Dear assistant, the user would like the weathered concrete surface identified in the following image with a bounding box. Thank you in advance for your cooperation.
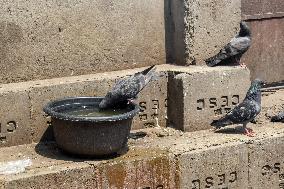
[167,66,251,132]
[0,144,177,189]
[0,0,165,84]
[1,121,284,188]
[0,65,168,145]
[241,19,284,83]
[178,144,248,189]
[248,133,284,189]
[170,0,241,65]
[0,87,31,147]
[242,0,284,20]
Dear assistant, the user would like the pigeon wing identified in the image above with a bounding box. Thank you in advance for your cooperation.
[228,36,251,56]
[205,36,251,66]
[211,99,260,128]
[112,74,144,99]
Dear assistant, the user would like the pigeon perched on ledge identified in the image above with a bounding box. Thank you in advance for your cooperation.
[211,79,263,137]
[99,65,158,109]
[205,21,251,67]
[271,111,284,122]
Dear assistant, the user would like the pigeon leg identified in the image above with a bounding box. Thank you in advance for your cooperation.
[234,56,247,68]
[243,124,255,137]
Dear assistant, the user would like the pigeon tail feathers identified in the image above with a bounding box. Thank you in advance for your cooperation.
[205,51,229,67]
[271,112,284,122]
[140,65,155,75]
[211,117,234,128]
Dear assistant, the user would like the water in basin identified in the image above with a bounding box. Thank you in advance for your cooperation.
[64,106,130,117]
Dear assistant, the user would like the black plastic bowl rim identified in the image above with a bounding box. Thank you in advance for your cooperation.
[43,96,140,122]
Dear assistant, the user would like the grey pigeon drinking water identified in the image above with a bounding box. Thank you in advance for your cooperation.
[99,65,157,109]
[271,110,284,122]
[205,21,251,67]
[211,79,263,137]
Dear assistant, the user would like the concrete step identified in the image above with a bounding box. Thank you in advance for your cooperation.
[0,65,168,147]
[0,121,283,189]
[0,64,249,148]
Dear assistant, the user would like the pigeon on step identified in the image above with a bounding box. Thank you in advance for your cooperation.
[271,110,284,122]
[205,21,251,67]
[211,79,263,137]
[99,65,158,109]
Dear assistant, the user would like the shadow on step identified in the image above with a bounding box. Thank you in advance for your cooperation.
[34,142,129,162]
[214,126,245,135]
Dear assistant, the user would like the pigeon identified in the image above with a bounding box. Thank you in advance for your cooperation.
[99,65,158,109]
[205,21,251,67]
[211,79,263,137]
[271,110,284,122]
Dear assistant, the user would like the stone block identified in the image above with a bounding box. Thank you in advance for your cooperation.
[0,0,165,84]
[133,72,168,130]
[177,144,249,189]
[248,133,284,189]
[167,66,250,132]
[0,143,178,188]
[0,85,32,147]
[170,0,241,65]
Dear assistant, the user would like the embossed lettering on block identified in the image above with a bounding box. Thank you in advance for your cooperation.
[137,98,167,128]
[168,67,250,132]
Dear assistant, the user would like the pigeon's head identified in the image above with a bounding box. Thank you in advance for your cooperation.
[245,79,264,100]
[99,92,114,109]
[239,21,251,37]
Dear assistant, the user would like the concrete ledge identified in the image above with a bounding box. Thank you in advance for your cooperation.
[0,65,253,147]
[1,122,284,188]
[0,65,169,146]
[0,144,177,189]
[167,66,250,132]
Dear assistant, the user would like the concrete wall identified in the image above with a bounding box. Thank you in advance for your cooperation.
[0,0,165,84]
[241,0,284,83]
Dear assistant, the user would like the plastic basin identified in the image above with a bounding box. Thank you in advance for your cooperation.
[43,97,139,157]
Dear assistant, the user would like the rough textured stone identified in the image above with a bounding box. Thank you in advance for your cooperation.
[178,144,249,189]
[0,0,165,84]
[133,72,168,130]
[170,0,241,65]
[0,86,31,147]
[1,120,284,188]
[241,19,284,83]
[0,144,177,189]
[167,66,250,132]
[248,133,284,189]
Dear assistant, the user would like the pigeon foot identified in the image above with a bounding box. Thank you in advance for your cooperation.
[240,63,247,68]
[244,128,255,137]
